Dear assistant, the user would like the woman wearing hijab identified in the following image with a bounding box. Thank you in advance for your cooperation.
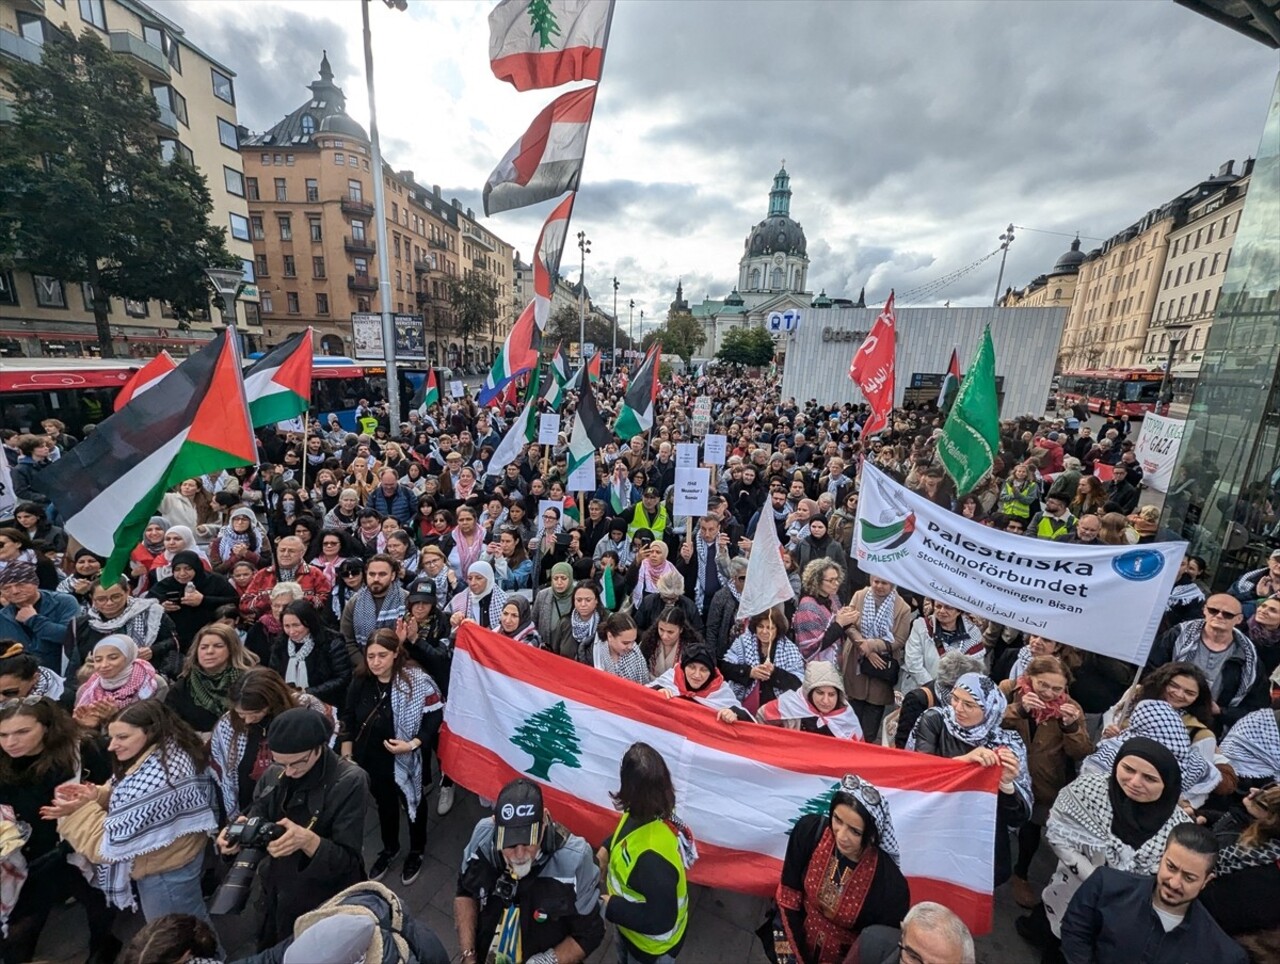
[1081,699,1222,807]
[532,561,575,643]
[268,599,352,709]
[73,634,167,730]
[447,560,508,634]
[207,507,265,574]
[907,672,1031,885]
[1024,737,1191,946]
[1219,707,1280,803]
[496,596,541,647]
[768,773,910,964]
[632,539,677,609]
[148,550,238,653]
[758,662,864,740]
[165,623,257,734]
[128,516,169,585]
[144,526,209,591]
[792,515,849,578]
[649,646,749,723]
[67,576,181,680]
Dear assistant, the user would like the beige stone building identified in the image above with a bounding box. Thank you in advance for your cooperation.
[1141,159,1251,378]
[242,54,515,367]
[999,237,1085,311]
[0,0,257,358]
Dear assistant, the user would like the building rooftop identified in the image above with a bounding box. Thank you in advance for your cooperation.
[1174,0,1280,47]
[244,52,368,148]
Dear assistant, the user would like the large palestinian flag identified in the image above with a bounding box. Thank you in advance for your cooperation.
[567,375,612,474]
[36,330,257,582]
[614,342,659,440]
[244,329,313,427]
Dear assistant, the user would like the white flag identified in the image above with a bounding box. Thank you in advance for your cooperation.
[738,508,794,620]
[486,400,536,478]
[0,455,15,520]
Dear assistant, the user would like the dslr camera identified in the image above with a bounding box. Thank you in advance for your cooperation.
[210,816,286,915]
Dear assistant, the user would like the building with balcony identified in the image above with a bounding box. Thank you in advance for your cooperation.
[241,53,516,366]
[0,0,258,358]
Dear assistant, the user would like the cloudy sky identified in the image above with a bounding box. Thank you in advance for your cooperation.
[168,0,1277,335]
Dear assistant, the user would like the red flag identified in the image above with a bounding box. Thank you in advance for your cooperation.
[849,291,896,437]
[114,351,177,411]
[483,87,596,216]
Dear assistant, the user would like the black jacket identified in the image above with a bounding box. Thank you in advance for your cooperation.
[1143,624,1270,731]
[148,572,238,651]
[266,629,353,707]
[1060,866,1246,964]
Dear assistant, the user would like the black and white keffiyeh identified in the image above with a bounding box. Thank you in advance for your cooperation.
[593,639,652,684]
[86,596,166,650]
[860,589,897,643]
[388,667,443,821]
[722,631,805,701]
[1083,699,1221,798]
[1169,619,1258,710]
[570,610,599,647]
[838,774,900,864]
[350,583,408,651]
[1046,770,1188,876]
[1220,708,1280,781]
[30,666,64,702]
[1216,836,1280,876]
[97,743,219,909]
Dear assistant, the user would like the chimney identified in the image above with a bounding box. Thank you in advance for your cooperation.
[467,208,474,220]
[1243,157,1255,177]
[433,184,441,197]
[401,170,414,183]
[451,199,460,209]
[1218,160,1235,177]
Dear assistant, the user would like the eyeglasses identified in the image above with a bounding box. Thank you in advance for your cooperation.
[272,749,318,774]
[0,694,42,710]
[839,773,881,806]
[1205,605,1242,619]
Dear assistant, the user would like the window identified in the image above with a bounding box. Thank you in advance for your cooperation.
[246,177,259,201]
[150,85,187,126]
[254,254,268,277]
[217,118,239,150]
[0,271,18,306]
[357,297,370,312]
[158,138,193,166]
[261,292,274,313]
[334,153,345,166]
[249,215,264,240]
[351,220,366,241]
[395,270,402,291]
[286,292,300,314]
[1206,224,1215,243]
[221,167,245,197]
[316,293,330,315]
[274,178,287,201]
[391,202,398,221]
[347,179,363,201]
[354,258,369,277]
[211,68,235,105]
[308,218,322,242]
[16,12,46,44]
[79,283,108,313]
[78,0,105,29]
[305,178,319,202]
[393,235,401,260]
[282,256,296,278]
[124,299,148,319]
[33,275,67,308]
[347,154,358,167]
[313,256,326,279]
[229,213,251,242]
[274,154,283,165]
[300,115,316,136]
[243,302,260,325]
[1189,293,1199,313]
[285,154,295,167]
[278,216,292,241]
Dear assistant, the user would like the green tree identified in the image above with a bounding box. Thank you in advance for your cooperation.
[0,30,239,359]
[788,780,841,833]
[547,302,632,359]
[448,272,499,366]
[641,312,706,363]
[509,700,582,780]
[716,326,776,367]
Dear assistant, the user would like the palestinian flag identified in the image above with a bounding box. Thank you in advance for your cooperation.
[567,376,612,474]
[614,342,659,440]
[412,369,441,415]
[244,329,313,427]
[938,348,961,413]
[479,302,539,405]
[601,565,617,610]
[485,399,537,477]
[563,350,601,393]
[36,330,256,582]
[523,364,542,406]
[114,351,176,411]
[543,343,568,410]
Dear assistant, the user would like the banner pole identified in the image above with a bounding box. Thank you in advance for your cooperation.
[300,415,310,493]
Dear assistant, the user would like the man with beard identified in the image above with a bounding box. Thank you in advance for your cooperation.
[339,554,409,663]
[455,780,603,964]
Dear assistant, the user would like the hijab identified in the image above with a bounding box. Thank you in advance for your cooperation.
[216,507,260,560]
[500,595,539,645]
[76,634,161,707]
[142,516,169,556]
[1107,737,1182,849]
[1084,699,1220,798]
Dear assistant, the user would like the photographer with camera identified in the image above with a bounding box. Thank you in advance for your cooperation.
[215,706,368,950]
[455,779,604,964]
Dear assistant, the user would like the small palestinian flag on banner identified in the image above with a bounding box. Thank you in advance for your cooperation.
[244,329,313,428]
[36,330,256,583]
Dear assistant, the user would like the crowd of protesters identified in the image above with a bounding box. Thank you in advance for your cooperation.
[0,365,1274,964]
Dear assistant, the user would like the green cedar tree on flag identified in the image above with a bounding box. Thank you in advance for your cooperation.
[567,375,613,474]
[35,330,256,583]
[937,326,1001,496]
[485,399,538,477]
[243,329,313,427]
[614,342,659,440]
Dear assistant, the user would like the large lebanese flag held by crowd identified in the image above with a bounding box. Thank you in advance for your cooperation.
[440,624,1000,934]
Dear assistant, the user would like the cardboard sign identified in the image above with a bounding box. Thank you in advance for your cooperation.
[703,435,726,464]
[674,467,710,516]
[449,380,465,398]
[676,443,699,470]
[568,458,597,493]
[537,413,562,446]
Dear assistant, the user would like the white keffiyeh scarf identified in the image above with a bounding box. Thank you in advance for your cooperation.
[387,668,443,821]
[1083,700,1221,798]
[285,634,315,690]
[1220,708,1280,781]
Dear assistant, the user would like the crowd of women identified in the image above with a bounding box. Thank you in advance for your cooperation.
[1,365,1278,963]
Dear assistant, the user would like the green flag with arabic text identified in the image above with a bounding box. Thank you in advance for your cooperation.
[937,327,1000,495]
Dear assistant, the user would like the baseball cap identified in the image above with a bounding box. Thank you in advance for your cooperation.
[494,779,543,849]
[643,486,660,498]
[1269,549,1280,560]
[406,582,437,606]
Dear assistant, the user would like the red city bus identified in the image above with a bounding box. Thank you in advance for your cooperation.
[1055,368,1165,418]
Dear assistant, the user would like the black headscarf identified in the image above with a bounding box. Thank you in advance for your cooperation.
[1108,736,1182,849]
[170,549,210,588]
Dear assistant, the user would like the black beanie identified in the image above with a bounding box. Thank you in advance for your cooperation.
[267,707,331,753]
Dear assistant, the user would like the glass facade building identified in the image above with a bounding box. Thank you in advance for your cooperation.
[1163,74,1280,589]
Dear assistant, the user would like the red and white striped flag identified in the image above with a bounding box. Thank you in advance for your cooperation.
[440,623,999,933]
[483,87,596,216]
[489,0,614,92]
[534,193,575,331]
[850,291,897,437]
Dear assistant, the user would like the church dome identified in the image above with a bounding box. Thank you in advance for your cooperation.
[1051,237,1085,275]
[319,113,368,140]
[746,216,807,257]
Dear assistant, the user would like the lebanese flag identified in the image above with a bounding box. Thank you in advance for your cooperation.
[113,351,176,411]
[441,623,998,934]
[483,87,596,216]
[489,0,614,92]
[244,329,313,427]
[849,291,896,437]
[534,194,575,330]
[36,330,256,583]
[478,302,541,405]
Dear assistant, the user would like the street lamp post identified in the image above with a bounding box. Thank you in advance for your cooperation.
[205,266,245,353]
[576,231,591,364]
[992,224,1015,307]
[628,299,634,365]
[1158,323,1191,415]
[611,277,619,375]
[362,0,407,429]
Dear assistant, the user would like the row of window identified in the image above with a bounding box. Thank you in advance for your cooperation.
[254,254,328,280]
[1170,211,1241,257]
[242,177,364,203]
[1163,250,1230,291]
[260,292,328,316]
[1156,289,1220,323]
[0,270,183,318]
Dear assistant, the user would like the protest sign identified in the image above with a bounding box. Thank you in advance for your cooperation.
[448,380,465,398]
[676,442,699,470]
[537,413,561,446]
[855,464,1185,666]
[1132,414,1188,493]
[276,417,305,433]
[567,458,596,493]
[703,434,727,466]
[674,467,710,516]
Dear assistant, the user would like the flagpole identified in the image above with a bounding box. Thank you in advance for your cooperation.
[300,414,309,494]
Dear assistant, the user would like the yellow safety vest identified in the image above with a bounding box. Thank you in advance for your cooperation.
[358,415,380,436]
[1001,480,1034,519]
[627,503,669,540]
[607,817,688,957]
[1035,514,1071,540]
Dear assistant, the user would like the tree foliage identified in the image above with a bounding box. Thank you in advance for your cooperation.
[641,311,706,363]
[0,30,238,358]
[448,272,500,356]
[716,325,776,366]
[546,301,633,357]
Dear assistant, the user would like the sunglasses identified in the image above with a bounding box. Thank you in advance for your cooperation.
[839,773,881,806]
[1205,605,1242,619]
[0,694,42,709]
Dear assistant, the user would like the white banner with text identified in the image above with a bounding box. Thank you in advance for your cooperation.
[1132,413,1189,494]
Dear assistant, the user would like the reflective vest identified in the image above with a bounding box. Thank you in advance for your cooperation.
[607,817,688,956]
[1001,480,1034,519]
[627,502,669,540]
[1035,513,1072,540]
[358,415,380,436]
